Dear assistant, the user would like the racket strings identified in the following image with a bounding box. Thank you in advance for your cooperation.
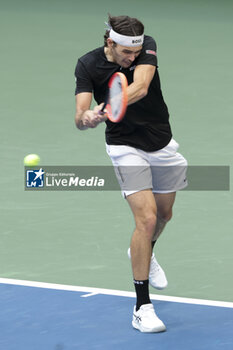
[109,77,123,121]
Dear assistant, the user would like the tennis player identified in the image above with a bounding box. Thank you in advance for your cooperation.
[74,15,187,333]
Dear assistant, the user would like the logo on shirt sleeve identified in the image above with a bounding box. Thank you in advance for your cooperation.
[146,50,157,56]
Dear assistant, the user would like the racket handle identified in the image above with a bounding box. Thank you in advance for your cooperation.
[100,90,109,113]
[99,101,108,117]
[101,102,107,112]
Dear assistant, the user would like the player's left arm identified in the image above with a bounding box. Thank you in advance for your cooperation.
[127,64,156,105]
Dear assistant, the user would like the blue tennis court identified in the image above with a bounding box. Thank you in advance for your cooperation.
[1,279,233,350]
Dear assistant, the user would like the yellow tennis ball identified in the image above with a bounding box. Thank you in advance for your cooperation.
[24,154,40,166]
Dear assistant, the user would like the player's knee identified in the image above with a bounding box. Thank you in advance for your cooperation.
[136,213,157,240]
[159,209,173,222]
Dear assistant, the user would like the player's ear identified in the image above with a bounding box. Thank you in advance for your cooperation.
[107,38,114,48]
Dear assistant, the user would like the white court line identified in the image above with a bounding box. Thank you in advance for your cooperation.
[0,277,233,309]
[81,292,99,298]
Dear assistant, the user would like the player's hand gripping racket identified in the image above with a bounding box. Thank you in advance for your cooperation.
[100,72,128,123]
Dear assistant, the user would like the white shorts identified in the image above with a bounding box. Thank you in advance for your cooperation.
[106,139,188,197]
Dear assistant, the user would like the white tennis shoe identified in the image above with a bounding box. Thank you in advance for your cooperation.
[127,248,168,290]
[132,303,166,333]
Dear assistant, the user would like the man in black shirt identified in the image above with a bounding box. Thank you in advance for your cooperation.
[75,15,187,333]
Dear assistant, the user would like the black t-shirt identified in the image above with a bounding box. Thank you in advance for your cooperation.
[75,35,172,152]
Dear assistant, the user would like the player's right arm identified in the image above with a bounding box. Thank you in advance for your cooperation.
[75,92,106,130]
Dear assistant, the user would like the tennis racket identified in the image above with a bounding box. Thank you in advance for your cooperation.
[101,72,128,123]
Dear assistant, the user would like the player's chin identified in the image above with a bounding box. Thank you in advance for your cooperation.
[122,61,132,68]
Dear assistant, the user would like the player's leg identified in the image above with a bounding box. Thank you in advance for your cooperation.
[147,138,188,289]
[127,192,175,290]
[126,189,166,333]
[127,189,157,281]
[146,192,176,290]
[152,192,176,243]
[105,143,166,332]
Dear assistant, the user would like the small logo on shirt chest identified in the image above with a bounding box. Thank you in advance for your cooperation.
[129,65,136,71]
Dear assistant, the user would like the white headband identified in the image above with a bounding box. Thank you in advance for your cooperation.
[109,28,144,47]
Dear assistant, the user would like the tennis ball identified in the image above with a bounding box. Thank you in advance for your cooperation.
[24,154,40,166]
